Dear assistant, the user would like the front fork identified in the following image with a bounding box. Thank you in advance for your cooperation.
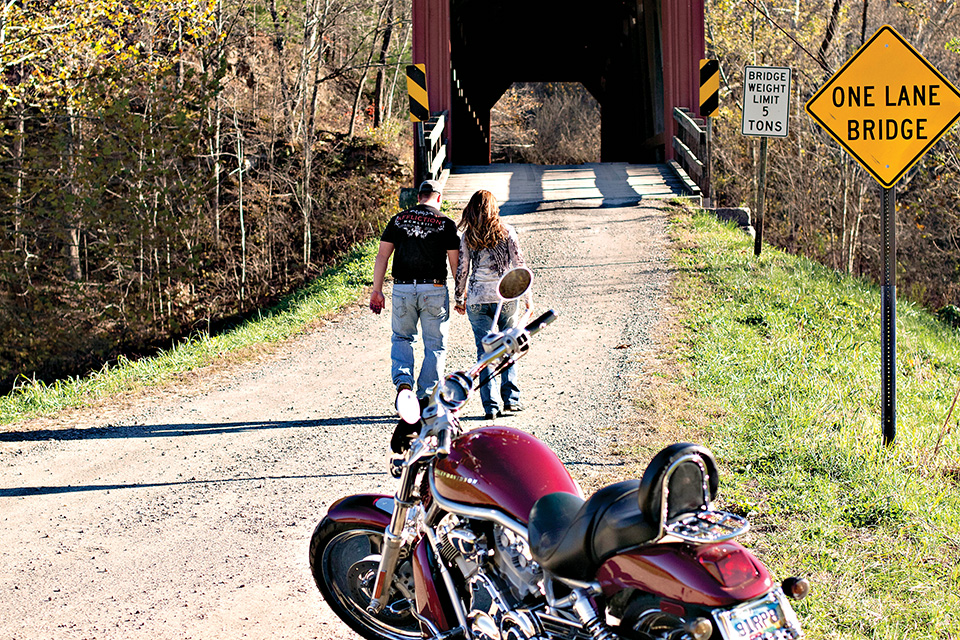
[367,461,418,614]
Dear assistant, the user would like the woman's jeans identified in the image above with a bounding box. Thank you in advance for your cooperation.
[391,284,450,398]
[467,300,521,415]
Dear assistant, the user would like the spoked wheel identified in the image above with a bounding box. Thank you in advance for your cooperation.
[309,518,421,640]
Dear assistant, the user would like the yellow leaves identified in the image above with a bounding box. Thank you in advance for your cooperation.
[2,0,218,110]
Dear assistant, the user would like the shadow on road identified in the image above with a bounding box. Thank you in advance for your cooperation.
[0,469,385,498]
[0,415,397,443]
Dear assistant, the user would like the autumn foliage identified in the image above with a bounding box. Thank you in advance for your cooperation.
[705,0,960,317]
[0,0,412,390]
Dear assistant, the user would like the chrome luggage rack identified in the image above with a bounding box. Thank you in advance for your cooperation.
[664,509,749,544]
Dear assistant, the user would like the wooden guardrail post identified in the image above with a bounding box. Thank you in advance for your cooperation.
[672,107,707,197]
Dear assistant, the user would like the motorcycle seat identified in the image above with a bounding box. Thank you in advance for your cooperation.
[528,480,656,581]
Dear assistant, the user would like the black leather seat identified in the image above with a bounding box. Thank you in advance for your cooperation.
[527,443,719,581]
[528,480,655,581]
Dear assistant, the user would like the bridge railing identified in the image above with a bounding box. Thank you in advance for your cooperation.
[415,111,448,184]
[671,107,708,198]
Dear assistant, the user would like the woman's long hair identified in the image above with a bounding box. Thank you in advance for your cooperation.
[459,190,508,251]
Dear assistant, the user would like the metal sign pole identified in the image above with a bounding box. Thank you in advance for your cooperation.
[880,185,896,445]
[754,137,767,256]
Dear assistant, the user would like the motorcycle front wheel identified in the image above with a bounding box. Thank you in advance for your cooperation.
[309,518,421,640]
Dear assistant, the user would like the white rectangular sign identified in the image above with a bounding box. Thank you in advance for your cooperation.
[742,65,792,137]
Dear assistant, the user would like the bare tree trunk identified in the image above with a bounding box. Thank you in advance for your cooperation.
[64,103,83,282]
[349,1,391,138]
[209,0,224,245]
[385,24,409,121]
[299,0,320,266]
[860,0,869,46]
[841,158,851,272]
[373,0,395,127]
[818,0,843,67]
[235,111,247,303]
[268,0,293,124]
[13,77,25,267]
[849,180,867,274]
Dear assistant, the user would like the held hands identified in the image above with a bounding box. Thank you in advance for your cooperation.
[370,290,385,314]
[454,303,466,315]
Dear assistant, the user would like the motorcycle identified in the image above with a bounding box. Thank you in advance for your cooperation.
[309,267,809,640]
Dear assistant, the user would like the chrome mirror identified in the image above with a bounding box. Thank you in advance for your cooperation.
[491,267,533,331]
[497,266,533,301]
[396,388,420,425]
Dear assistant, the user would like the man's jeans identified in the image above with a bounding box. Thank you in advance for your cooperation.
[467,300,521,415]
[391,284,450,398]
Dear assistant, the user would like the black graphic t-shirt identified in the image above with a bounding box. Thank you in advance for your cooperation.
[381,204,460,281]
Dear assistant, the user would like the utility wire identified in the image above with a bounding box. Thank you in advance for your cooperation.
[741,0,834,76]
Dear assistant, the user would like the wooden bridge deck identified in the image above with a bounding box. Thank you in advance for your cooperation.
[441,163,694,209]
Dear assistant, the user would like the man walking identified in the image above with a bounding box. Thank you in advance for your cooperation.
[370,180,460,411]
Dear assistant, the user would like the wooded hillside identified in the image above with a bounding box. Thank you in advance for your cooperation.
[706,0,960,320]
[2,0,958,393]
[0,0,413,391]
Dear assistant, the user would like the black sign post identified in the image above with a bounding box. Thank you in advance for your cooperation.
[880,186,896,445]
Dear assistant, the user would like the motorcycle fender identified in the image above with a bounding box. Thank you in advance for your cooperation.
[323,494,395,529]
[596,542,772,608]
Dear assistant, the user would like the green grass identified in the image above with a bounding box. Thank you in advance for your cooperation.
[670,210,960,639]
[0,239,381,426]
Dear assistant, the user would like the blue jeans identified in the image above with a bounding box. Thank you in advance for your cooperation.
[467,300,521,415]
[391,284,450,398]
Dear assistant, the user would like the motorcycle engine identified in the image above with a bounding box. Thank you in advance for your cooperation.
[437,517,546,640]
[491,525,541,601]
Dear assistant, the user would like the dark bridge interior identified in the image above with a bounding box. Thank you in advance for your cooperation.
[449,0,665,165]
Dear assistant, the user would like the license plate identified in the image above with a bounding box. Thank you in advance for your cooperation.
[715,591,802,640]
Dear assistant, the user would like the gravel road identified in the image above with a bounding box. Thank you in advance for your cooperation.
[0,199,674,640]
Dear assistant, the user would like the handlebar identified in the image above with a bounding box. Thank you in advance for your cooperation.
[525,310,557,335]
[403,308,559,467]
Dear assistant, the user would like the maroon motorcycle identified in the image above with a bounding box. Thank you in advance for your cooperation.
[310,268,808,640]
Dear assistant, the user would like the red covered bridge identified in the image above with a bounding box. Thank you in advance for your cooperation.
[411,0,706,166]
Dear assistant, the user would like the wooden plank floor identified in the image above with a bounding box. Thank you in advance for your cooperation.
[441,163,692,208]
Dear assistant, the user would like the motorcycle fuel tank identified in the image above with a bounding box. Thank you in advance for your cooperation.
[433,427,581,523]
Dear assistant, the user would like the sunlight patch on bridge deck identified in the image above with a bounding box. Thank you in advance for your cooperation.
[442,163,690,208]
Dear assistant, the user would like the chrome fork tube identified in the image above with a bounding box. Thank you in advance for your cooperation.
[367,498,412,613]
[367,463,418,614]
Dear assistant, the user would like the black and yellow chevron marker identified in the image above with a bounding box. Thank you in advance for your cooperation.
[406,64,429,122]
[700,59,720,118]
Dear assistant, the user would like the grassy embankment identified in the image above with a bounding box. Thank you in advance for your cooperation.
[0,240,381,426]
[669,209,960,639]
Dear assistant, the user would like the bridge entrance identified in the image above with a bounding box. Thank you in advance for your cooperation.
[413,0,704,167]
[491,83,600,164]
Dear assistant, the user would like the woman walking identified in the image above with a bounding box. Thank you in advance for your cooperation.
[454,190,532,420]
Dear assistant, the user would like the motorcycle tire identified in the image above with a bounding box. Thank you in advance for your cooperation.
[309,517,422,640]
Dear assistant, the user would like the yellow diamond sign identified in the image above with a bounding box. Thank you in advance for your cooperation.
[806,25,960,188]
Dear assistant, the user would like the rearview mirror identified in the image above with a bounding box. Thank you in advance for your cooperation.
[498,267,533,301]
[396,388,420,425]
[490,267,533,331]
